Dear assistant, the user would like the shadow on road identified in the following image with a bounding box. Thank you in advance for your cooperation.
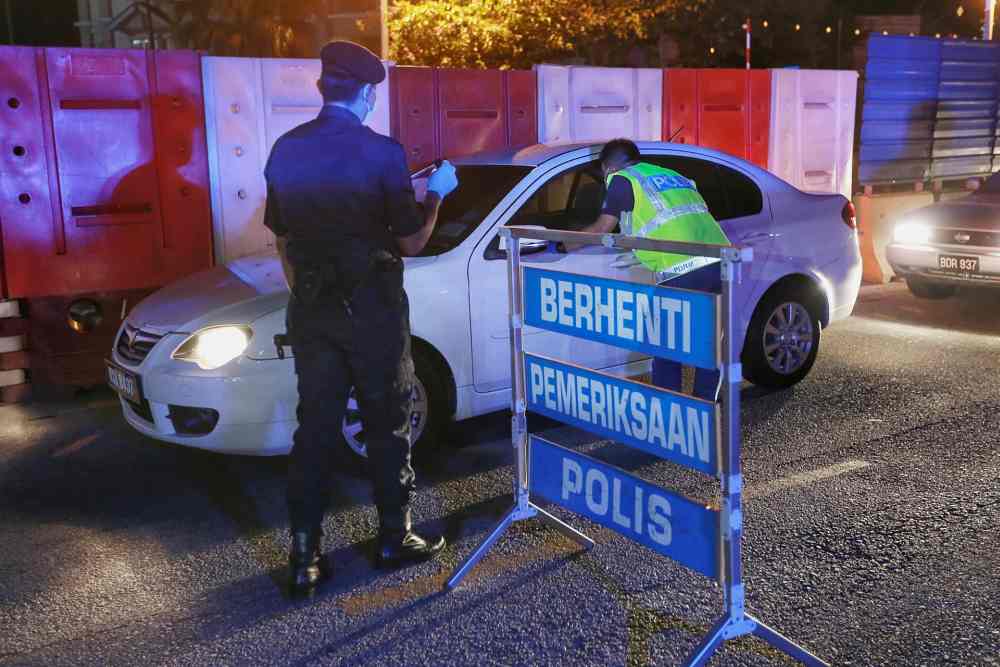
[853,283,1000,336]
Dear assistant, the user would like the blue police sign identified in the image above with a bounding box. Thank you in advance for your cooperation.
[522,267,719,369]
[529,436,719,579]
[525,353,719,476]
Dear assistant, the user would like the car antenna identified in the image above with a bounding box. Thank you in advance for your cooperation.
[668,125,685,142]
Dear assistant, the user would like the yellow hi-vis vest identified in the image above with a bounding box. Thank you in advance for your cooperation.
[609,163,731,276]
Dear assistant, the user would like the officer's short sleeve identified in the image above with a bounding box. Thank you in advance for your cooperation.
[262,150,288,237]
[600,175,635,218]
[382,142,424,238]
[263,183,288,237]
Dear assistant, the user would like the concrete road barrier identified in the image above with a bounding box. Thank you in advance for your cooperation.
[856,192,935,284]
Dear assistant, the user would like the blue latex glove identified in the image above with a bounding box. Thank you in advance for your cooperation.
[427,160,458,198]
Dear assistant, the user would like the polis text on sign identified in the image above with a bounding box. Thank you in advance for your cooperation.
[529,436,719,578]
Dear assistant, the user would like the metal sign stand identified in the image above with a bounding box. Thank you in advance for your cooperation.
[446,227,829,667]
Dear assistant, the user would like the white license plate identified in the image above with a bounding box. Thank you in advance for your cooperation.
[106,361,141,403]
[938,254,979,274]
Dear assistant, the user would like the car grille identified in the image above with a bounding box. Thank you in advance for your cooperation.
[930,228,1000,248]
[116,324,164,365]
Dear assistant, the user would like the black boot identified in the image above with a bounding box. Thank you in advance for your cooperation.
[288,528,330,599]
[376,509,445,569]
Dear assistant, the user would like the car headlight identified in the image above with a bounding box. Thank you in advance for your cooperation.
[172,325,252,370]
[893,221,932,245]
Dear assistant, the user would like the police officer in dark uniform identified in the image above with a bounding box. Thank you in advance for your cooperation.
[263,41,459,598]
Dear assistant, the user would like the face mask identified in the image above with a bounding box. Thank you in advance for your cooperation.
[365,86,375,114]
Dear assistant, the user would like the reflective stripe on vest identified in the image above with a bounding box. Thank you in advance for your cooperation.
[608,163,731,275]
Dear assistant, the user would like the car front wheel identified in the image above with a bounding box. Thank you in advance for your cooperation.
[341,348,446,460]
[742,286,822,389]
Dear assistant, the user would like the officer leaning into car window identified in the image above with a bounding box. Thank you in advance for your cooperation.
[263,41,459,598]
[578,138,731,400]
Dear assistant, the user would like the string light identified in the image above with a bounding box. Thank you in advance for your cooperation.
[909,32,915,37]
[794,23,801,31]
[882,30,889,35]
[762,19,769,28]
[854,28,861,36]
[709,47,715,54]
[825,26,832,34]
[935,33,942,38]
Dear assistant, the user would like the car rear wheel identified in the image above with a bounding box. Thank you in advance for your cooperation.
[742,285,822,389]
[906,278,956,300]
[341,348,447,460]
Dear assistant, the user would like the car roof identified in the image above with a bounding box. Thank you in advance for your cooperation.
[450,142,786,187]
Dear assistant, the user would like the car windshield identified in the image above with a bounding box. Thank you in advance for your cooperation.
[413,165,532,256]
[979,171,1000,194]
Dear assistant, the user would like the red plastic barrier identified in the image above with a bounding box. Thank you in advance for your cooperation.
[748,70,771,169]
[0,47,212,299]
[390,66,437,172]
[151,51,214,280]
[0,47,64,299]
[697,70,749,159]
[390,67,538,170]
[506,70,537,149]
[662,69,771,169]
[664,69,698,146]
[438,69,506,159]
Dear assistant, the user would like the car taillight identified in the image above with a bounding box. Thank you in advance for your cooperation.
[841,201,857,229]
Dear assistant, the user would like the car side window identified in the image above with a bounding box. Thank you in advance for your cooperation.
[718,164,764,219]
[641,155,765,221]
[507,163,605,231]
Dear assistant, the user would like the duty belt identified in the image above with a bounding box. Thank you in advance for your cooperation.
[292,248,402,315]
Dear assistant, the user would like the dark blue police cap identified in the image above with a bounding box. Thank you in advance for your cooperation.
[320,41,385,85]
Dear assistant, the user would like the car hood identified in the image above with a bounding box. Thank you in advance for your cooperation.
[915,194,1000,230]
[128,252,439,334]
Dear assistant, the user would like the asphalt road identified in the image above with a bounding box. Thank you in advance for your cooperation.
[1,282,998,666]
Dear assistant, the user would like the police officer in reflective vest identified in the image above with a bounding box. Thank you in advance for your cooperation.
[582,139,731,400]
[263,41,459,598]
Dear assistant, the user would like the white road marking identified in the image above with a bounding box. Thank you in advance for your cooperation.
[747,460,872,500]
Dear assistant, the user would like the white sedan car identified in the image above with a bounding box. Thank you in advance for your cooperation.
[107,142,862,457]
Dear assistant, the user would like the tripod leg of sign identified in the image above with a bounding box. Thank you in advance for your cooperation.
[533,504,596,549]
[446,506,519,590]
[682,616,729,667]
[750,617,831,665]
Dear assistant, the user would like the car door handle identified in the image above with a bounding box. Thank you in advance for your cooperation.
[737,232,778,243]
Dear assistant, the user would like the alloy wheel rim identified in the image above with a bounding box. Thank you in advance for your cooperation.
[762,301,814,375]
[342,377,429,458]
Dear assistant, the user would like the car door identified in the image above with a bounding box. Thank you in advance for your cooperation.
[467,158,653,393]
[641,153,774,312]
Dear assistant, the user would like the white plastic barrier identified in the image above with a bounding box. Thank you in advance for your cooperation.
[0,336,25,354]
[203,57,391,264]
[768,70,858,201]
[0,300,20,319]
[536,65,662,144]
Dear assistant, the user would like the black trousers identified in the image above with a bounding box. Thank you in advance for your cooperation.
[286,281,415,534]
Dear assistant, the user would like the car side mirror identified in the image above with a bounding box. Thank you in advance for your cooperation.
[484,230,548,260]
